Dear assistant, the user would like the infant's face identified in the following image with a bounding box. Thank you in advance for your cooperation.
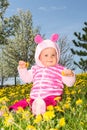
[39,47,57,67]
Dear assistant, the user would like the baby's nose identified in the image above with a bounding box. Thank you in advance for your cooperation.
[49,56,53,59]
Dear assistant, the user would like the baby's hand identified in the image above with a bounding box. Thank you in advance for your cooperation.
[18,60,29,69]
[62,69,74,77]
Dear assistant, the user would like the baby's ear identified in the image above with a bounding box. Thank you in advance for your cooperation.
[34,34,43,44]
[51,34,59,42]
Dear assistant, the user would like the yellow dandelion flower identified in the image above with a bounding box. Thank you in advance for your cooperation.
[59,117,65,127]
[61,70,65,76]
[21,89,25,94]
[71,90,76,95]
[3,113,14,127]
[55,106,64,113]
[43,111,55,121]
[78,89,81,93]
[26,125,36,130]
[34,114,42,124]
[1,105,8,111]
[14,100,19,104]
[54,96,61,101]
[9,92,15,97]
[65,89,70,95]
[0,97,9,104]
[22,110,30,120]
[63,103,70,109]
[26,62,30,68]
[80,121,84,125]
[47,105,54,111]
[26,98,30,103]
[16,107,24,114]
[66,97,71,103]
[76,99,83,105]
[75,79,83,86]
[3,112,9,117]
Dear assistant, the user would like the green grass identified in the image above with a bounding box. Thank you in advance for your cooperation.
[0,73,87,130]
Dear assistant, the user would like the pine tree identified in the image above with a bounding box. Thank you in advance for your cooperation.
[71,22,87,72]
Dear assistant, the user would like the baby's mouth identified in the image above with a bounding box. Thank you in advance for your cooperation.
[48,61,53,63]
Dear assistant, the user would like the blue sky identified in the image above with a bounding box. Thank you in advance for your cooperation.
[5,0,87,73]
[6,0,87,40]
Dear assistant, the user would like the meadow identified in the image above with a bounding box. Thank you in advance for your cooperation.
[0,73,87,130]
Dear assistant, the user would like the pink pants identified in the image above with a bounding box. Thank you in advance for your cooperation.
[9,96,62,111]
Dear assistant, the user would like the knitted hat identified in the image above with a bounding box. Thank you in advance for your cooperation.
[34,34,60,67]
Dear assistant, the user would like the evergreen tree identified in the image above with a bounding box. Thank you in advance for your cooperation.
[71,22,87,72]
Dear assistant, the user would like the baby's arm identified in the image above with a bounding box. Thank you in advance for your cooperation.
[18,61,33,83]
[62,69,76,87]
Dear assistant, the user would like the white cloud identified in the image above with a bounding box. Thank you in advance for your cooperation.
[38,6,47,11]
[38,6,66,11]
[51,6,66,10]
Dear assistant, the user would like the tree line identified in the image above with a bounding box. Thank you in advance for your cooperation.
[0,0,87,87]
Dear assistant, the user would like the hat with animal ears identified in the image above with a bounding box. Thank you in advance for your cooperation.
[34,33,60,67]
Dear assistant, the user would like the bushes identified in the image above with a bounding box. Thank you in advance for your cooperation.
[0,73,87,130]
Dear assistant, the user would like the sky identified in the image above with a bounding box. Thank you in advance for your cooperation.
[5,0,87,73]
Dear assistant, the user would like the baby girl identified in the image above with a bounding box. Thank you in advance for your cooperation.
[9,34,75,115]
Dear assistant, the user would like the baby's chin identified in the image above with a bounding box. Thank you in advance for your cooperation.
[44,63,56,67]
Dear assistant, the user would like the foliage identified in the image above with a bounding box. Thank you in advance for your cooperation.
[71,22,87,72]
[0,0,39,86]
[0,0,9,18]
[0,0,14,86]
[0,73,87,130]
[0,0,10,45]
[3,10,38,74]
[11,10,38,65]
[0,9,39,86]
[59,37,75,70]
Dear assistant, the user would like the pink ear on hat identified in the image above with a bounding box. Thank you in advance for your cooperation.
[34,34,43,44]
[51,34,59,42]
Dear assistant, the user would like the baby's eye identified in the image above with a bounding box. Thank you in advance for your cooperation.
[44,54,48,57]
[52,54,55,56]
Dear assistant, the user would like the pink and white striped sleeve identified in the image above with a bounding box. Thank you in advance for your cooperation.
[62,72,76,87]
[18,67,33,83]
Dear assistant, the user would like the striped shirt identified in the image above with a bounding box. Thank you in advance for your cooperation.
[30,64,65,99]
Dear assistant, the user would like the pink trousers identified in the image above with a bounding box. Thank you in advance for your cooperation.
[9,96,62,111]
